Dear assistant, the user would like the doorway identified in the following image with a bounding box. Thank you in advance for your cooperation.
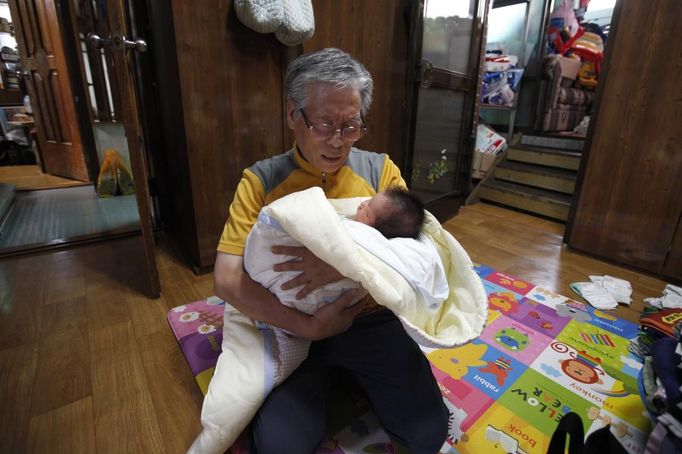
[0,0,159,297]
[404,0,487,221]
[0,0,143,255]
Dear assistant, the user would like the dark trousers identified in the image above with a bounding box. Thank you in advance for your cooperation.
[250,310,449,454]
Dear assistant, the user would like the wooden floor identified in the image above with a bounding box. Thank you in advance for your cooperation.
[0,165,90,191]
[0,203,668,453]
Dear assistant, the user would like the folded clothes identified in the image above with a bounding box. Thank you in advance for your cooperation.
[641,309,682,337]
[646,285,682,309]
[570,281,618,309]
[589,275,632,305]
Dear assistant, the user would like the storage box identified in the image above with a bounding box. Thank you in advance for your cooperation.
[472,124,507,179]
[472,148,506,179]
[556,55,581,80]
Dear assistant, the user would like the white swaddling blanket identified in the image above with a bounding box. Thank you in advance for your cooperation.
[189,187,488,454]
[244,211,450,315]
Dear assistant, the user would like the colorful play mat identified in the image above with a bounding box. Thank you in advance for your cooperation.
[168,264,650,453]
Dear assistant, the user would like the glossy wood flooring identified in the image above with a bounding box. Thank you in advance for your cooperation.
[0,165,90,191]
[0,203,669,453]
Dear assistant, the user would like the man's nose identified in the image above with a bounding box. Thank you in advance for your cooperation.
[327,130,345,147]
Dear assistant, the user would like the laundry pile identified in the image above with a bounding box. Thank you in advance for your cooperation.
[636,326,682,453]
[570,275,632,310]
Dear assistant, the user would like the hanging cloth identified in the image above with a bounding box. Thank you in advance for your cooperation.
[234,0,314,46]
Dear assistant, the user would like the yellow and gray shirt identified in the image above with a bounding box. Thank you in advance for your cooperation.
[217,145,406,256]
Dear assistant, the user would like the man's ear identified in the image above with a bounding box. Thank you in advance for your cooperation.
[286,100,297,130]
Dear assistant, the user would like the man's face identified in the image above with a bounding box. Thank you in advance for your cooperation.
[287,83,363,173]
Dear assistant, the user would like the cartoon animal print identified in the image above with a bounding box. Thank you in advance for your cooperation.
[587,407,632,439]
[428,343,487,379]
[550,342,606,385]
[485,425,527,454]
[556,302,592,323]
[494,328,529,351]
[488,292,519,314]
[560,350,604,385]
[528,311,554,330]
[479,357,513,386]
[443,398,469,444]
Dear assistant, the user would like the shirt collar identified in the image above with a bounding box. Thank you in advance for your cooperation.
[293,143,343,176]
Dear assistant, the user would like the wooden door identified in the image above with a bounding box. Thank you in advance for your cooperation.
[404,0,488,220]
[9,0,91,181]
[84,0,160,297]
[566,0,682,280]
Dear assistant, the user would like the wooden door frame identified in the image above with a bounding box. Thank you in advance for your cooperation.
[403,0,489,220]
[48,0,161,297]
[56,0,101,183]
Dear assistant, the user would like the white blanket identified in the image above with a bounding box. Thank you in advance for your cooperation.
[244,212,450,315]
[189,187,488,454]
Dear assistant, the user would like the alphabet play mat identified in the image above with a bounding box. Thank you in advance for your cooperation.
[168,264,651,453]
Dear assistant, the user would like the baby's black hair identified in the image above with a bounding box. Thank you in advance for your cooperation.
[373,187,425,239]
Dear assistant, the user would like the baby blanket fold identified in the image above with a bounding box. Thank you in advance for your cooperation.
[189,187,487,454]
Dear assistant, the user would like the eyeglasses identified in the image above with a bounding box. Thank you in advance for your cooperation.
[299,109,367,141]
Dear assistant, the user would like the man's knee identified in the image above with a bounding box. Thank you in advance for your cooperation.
[397,399,449,453]
[250,409,325,454]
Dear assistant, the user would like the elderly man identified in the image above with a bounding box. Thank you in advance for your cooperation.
[214,48,448,453]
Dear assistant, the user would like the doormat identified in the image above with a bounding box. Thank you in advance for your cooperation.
[168,265,651,453]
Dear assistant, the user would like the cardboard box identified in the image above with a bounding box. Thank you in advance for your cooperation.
[472,148,506,179]
[472,124,507,179]
[557,55,581,80]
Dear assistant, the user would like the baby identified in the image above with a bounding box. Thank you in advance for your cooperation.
[354,186,425,239]
[244,187,426,314]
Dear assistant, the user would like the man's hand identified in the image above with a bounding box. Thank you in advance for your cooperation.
[306,290,365,340]
[272,245,344,298]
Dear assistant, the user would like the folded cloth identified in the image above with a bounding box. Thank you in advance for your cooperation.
[570,281,618,309]
[234,0,283,33]
[641,309,682,337]
[646,285,682,309]
[589,275,632,305]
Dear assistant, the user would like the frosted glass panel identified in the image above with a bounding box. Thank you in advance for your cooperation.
[487,3,527,61]
[422,0,475,74]
[410,87,466,202]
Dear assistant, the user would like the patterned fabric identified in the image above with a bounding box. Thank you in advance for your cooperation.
[543,104,589,133]
[558,87,594,106]
[270,327,311,386]
[539,55,593,132]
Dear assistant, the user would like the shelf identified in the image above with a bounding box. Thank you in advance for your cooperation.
[480,103,515,110]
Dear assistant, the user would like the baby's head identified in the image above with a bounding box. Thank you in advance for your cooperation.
[355,187,425,239]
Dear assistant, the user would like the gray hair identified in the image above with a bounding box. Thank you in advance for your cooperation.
[285,48,374,116]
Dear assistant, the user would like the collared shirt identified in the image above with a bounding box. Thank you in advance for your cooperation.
[217,145,406,316]
[217,144,405,256]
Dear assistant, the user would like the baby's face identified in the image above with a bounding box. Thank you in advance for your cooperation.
[355,192,391,226]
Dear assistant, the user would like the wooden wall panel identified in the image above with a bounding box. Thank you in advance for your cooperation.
[166,1,409,271]
[663,218,682,281]
[568,0,682,278]
[304,0,410,169]
[171,0,285,269]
